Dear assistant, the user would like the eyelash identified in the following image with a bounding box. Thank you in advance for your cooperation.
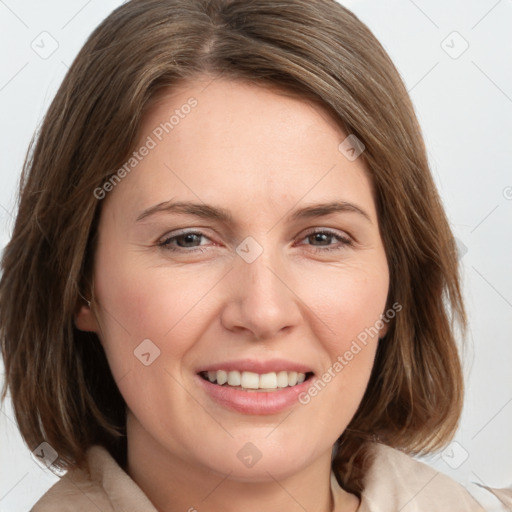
[157,229,353,254]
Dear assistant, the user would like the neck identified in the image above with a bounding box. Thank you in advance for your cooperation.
[125,415,359,512]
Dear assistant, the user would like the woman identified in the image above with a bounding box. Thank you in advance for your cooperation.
[0,0,509,510]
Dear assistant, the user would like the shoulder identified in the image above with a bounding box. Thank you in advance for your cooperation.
[31,446,156,511]
[30,449,114,512]
[356,442,511,511]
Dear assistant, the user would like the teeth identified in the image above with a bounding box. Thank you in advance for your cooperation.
[203,370,308,390]
[227,371,241,386]
[276,371,288,388]
[259,372,277,389]
[240,371,259,389]
[217,370,228,385]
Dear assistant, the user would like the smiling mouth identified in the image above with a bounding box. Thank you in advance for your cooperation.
[199,370,314,392]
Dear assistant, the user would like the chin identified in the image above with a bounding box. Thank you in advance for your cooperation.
[189,435,322,483]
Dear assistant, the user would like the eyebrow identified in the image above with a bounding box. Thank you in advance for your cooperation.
[136,200,372,224]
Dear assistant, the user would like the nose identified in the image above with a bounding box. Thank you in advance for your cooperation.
[220,245,302,341]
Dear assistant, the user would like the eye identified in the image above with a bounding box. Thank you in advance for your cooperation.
[158,230,213,252]
[157,228,353,255]
[298,229,353,253]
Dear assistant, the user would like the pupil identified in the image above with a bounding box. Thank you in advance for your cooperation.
[178,233,200,247]
[312,233,330,245]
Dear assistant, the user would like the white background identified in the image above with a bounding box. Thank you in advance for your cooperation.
[0,1,511,510]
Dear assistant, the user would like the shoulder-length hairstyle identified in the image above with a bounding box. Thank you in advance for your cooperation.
[0,0,465,496]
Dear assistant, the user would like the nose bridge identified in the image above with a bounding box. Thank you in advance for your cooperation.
[242,245,283,301]
[220,238,300,339]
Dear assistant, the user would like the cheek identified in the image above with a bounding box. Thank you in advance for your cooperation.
[298,259,389,344]
[295,279,385,438]
[92,246,221,376]
[92,254,212,424]
[294,258,388,400]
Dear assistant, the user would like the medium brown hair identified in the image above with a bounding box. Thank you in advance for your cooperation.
[0,0,465,495]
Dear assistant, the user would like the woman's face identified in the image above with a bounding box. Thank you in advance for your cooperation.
[78,77,389,481]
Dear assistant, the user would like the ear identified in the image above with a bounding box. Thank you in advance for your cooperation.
[75,302,100,333]
[378,315,390,339]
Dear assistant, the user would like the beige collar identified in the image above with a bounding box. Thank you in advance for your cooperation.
[33,442,511,511]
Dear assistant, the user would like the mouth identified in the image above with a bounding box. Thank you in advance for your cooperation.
[198,370,315,392]
[196,361,316,414]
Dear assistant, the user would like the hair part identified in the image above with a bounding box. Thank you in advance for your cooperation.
[0,0,465,496]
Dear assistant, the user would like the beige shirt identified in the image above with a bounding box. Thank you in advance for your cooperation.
[31,443,512,511]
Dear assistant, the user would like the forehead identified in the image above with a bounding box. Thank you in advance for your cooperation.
[104,78,376,223]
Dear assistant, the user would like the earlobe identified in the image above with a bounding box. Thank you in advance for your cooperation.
[74,303,100,333]
[378,318,389,339]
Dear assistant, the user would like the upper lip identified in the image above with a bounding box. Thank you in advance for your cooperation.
[197,358,314,375]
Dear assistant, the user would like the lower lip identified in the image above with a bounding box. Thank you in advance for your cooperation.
[196,374,314,415]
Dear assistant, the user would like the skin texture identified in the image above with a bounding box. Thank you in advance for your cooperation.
[76,77,390,512]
